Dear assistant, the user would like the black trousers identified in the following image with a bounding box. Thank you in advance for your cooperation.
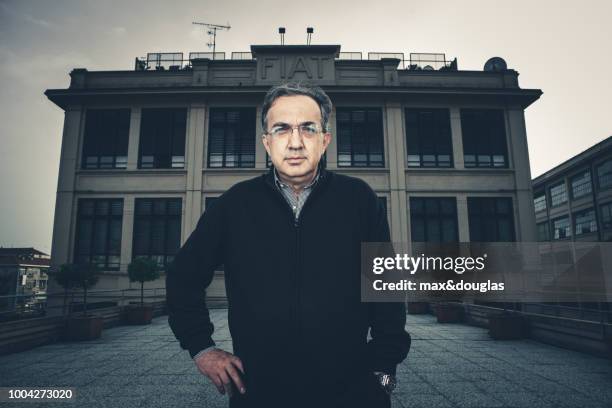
[229,371,391,408]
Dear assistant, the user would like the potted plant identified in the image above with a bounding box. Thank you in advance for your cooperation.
[406,301,429,314]
[53,263,103,341]
[435,301,464,323]
[488,303,525,340]
[125,257,160,325]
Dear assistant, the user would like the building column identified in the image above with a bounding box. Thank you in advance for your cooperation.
[48,106,83,316]
[126,107,141,170]
[507,108,537,241]
[120,196,134,273]
[456,194,471,242]
[184,104,206,240]
[385,102,408,243]
[50,106,83,267]
[449,107,465,169]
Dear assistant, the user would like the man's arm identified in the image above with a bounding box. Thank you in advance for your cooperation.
[166,197,225,358]
[365,189,411,376]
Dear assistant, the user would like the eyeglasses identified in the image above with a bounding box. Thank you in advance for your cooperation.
[266,123,321,138]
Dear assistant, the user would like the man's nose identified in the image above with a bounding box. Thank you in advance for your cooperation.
[287,127,304,150]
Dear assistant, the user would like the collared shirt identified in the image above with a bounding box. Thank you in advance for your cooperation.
[273,167,320,222]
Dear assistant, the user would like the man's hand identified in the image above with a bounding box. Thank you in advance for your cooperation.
[194,348,246,397]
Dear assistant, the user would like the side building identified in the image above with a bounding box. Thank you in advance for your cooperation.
[532,136,612,242]
[0,247,50,319]
[45,44,541,306]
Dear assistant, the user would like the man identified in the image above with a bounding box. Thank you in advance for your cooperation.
[166,82,411,408]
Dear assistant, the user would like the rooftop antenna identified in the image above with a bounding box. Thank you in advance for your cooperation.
[306,27,313,45]
[192,21,231,59]
[278,27,286,45]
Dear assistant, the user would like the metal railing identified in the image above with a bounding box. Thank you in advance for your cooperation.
[0,288,167,322]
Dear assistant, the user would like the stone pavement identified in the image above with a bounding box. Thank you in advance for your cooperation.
[1,310,611,408]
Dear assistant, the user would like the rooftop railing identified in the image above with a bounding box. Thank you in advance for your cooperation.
[134,51,458,71]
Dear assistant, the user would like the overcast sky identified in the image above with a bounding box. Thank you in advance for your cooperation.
[0,0,610,253]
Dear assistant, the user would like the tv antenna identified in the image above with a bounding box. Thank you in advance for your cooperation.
[192,21,231,59]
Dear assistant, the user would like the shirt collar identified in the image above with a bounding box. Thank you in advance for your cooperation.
[274,167,320,191]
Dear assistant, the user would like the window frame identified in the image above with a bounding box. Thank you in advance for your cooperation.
[410,197,459,242]
[405,108,453,168]
[81,109,130,170]
[336,107,385,168]
[74,198,124,270]
[207,107,256,168]
[460,109,509,169]
[467,197,516,242]
[132,198,182,269]
[138,108,187,169]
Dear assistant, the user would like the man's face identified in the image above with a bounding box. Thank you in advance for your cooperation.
[262,95,331,182]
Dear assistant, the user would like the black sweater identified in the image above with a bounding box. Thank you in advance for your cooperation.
[166,166,411,404]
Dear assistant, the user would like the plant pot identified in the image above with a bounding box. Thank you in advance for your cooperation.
[488,313,525,340]
[407,302,429,314]
[65,315,103,341]
[435,302,464,323]
[125,305,154,325]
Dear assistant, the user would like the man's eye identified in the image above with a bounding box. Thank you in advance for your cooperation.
[300,125,318,134]
[271,126,289,135]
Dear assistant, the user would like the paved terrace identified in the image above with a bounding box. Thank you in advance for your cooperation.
[1,310,611,408]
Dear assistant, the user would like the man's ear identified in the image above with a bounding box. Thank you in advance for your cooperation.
[262,133,271,155]
[322,132,332,150]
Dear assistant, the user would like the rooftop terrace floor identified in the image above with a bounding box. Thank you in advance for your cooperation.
[1,310,611,408]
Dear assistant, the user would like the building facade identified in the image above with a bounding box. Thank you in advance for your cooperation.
[45,44,541,300]
[532,136,612,242]
[0,247,50,317]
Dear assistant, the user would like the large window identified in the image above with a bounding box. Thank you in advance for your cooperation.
[132,198,182,268]
[570,171,592,199]
[82,109,130,169]
[139,108,187,169]
[460,109,508,168]
[600,202,612,230]
[574,208,597,235]
[552,216,571,240]
[537,221,550,242]
[336,108,384,167]
[410,197,458,242]
[549,182,568,207]
[405,108,453,167]
[467,197,515,241]
[534,194,547,212]
[74,199,123,270]
[207,108,256,168]
[597,160,612,190]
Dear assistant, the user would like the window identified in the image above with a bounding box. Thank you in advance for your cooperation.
[82,109,130,169]
[574,209,597,235]
[549,182,568,207]
[467,197,515,242]
[337,108,384,167]
[139,108,187,169]
[597,160,612,190]
[534,194,547,212]
[460,109,508,168]
[132,198,182,268]
[537,222,550,242]
[74,199,123,270]
[410,197,458,242]
[552,216,571,240]
[570,171,592,199]
[208,108,256,168]
[600,202,612,229]
[405,108,453,167]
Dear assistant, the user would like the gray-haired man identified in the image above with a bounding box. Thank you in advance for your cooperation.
[166,82,411,408]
